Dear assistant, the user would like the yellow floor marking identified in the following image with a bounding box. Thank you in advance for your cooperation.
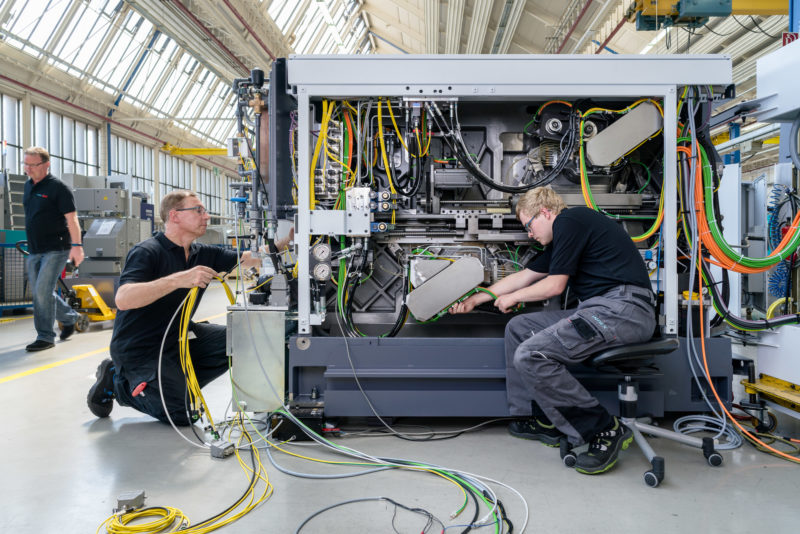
[0,315,33,324]
[0,347,109,384]
[0,312,228,384]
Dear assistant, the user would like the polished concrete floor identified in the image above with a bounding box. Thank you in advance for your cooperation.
[1,286,798,533]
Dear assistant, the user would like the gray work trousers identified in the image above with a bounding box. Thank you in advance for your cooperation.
[505,284,656,445]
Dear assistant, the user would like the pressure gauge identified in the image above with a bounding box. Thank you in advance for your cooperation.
[312,243,331,262]
[312,263,332,281]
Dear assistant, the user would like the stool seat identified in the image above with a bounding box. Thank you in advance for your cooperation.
[588,337,680,370]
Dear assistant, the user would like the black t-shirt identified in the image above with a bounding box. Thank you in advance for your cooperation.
[22,174,75,254]
[526,207,651,301]
[110,232,239,382]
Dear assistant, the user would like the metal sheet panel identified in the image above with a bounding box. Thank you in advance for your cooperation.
[759,325,800,386]
[288,54,732,97]
[756,39,800,122]
[406,256,485,321]
[227,307,286,413]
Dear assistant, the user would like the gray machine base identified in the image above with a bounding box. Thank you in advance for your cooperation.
[288,336,733,418]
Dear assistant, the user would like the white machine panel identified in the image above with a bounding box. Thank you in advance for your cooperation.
[758,325,800,386]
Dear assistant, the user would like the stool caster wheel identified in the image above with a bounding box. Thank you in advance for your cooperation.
[559,437,577,468]
[644,456,665,488]
[644,470,661,487]
[702,437,723,467]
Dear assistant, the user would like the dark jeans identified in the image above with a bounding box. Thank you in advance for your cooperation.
[112,322,228,426]
[26,250,78,343]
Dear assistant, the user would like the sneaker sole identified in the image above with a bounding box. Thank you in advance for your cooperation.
[87,360,114,418]
[509,429,562,447]
[575,430,634,475]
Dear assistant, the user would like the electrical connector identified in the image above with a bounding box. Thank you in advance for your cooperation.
[210,439,235,459]
[114,490,146,513]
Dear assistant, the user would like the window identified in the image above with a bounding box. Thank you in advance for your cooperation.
[109,134,155,201]
[1,93,22,173]
[30,105,100,177]
[159,152,192,199]
[197,165,228,216]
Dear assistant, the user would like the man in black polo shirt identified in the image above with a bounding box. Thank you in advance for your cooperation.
[450,186,656,475]
[22,146,83,351]
[87,190,289,425]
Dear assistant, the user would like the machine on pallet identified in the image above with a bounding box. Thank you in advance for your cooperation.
[226,54,740,421]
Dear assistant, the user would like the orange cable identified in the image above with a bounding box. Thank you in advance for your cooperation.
[698,261,800,464]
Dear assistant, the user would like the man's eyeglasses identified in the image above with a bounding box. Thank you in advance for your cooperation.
[23,161,47,168]
[523,213,538,233]
[175,206,208,215]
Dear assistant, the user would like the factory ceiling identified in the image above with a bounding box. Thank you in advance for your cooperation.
[0,0,789,173]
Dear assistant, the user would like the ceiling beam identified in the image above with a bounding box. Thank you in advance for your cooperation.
[126,0,245,81]
[490,0,525,54]
[426,0,439,53]
[465,0,492,54]
[444,0,464,54]
[366,2,425,45]
[389,0,424,18]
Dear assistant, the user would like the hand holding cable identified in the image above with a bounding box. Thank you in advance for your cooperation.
[494,293,520,314]
[172,265,220,289]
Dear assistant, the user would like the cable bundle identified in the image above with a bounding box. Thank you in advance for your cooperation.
[96,413,274,534]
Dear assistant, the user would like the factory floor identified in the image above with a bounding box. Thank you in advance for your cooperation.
[1,286,798,534]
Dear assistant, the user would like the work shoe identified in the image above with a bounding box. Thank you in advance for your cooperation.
[575,417,633,475]
[87,359,116,418]
[60,323,76,341]
[25,340,55,352]
[508,418,565,447]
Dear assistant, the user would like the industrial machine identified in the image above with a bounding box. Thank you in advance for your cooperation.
[65,173,153,311]
[222,54,760,421]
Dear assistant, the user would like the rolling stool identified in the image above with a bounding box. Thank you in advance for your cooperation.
[560,337,723,487]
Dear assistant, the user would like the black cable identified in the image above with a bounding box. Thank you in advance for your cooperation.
[295,497,445,534]
[783,253,795,316]
[497,497,514,533]
[731,16,777,39]
[385,267,409,338]
[749,16,779,39]
[702,23,734,37]
[394,132,424,197]
[782,197,797,315]
[701,260,800,330]
[428,102,575,193]
[458,481,480,534]
[192,422,258,528]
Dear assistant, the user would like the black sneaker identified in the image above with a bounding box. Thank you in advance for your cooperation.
[508,419,564,447]
[87,359,116,418]
[60,323,76,341]
[25,340,55,352]
[575,417,633,475]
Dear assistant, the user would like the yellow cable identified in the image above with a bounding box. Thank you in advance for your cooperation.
[309,100,330,210]
[269,439,468,505]
[377,99,397,196]
[97,413,274,533]
[385,97,414,156]
[766,297,795,319]
[246,276,273,294]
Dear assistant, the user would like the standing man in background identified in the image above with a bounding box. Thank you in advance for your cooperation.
[22,147,83,351]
